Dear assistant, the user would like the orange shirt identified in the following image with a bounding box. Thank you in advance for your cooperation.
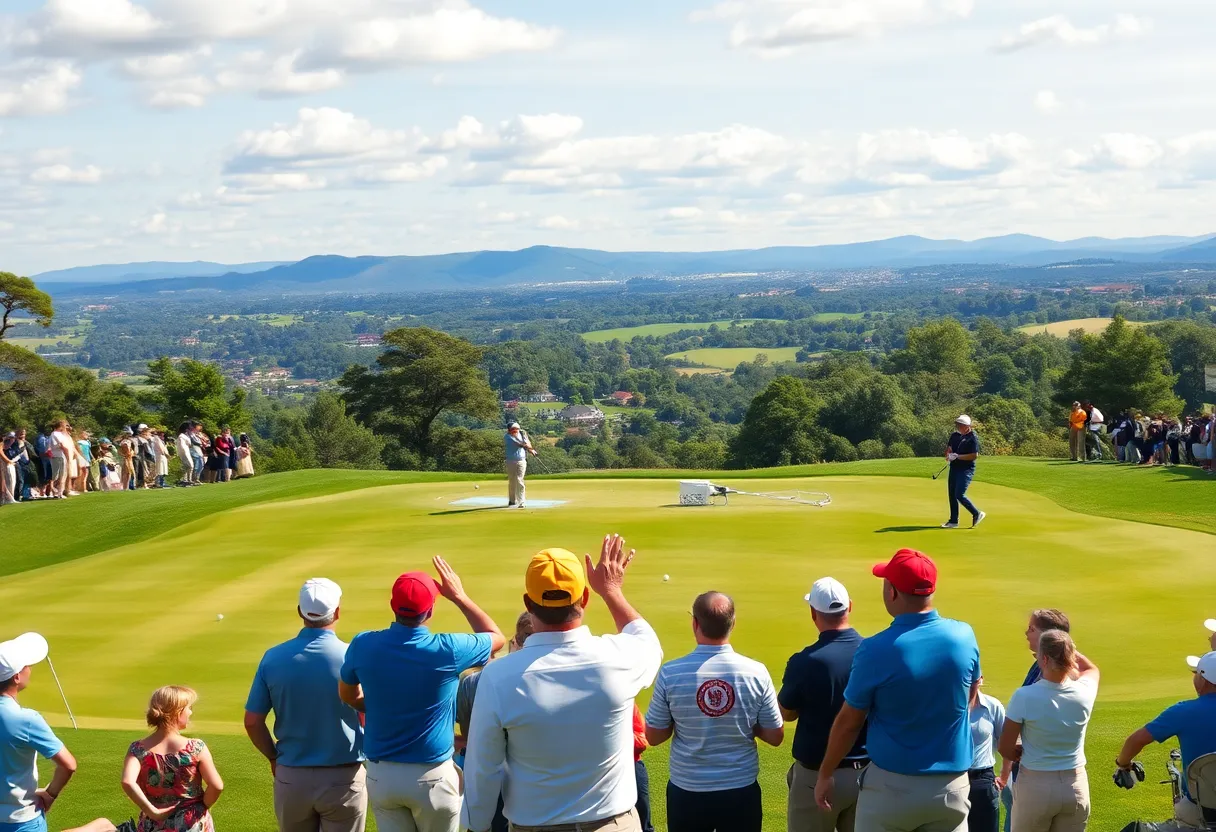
[1070,408,1087,430]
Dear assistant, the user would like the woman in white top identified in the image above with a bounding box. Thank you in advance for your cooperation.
[176,423,195,486]
[999,630,1099,832]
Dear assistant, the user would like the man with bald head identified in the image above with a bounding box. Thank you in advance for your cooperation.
[646,591,784,832]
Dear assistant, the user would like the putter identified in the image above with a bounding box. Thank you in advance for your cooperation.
[46,655,78,730]
[932,462,950,480]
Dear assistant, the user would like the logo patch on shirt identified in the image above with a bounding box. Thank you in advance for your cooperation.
[696,679,736,717]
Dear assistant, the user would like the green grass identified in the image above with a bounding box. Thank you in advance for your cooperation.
[1016,318,1148,337]
[665,346,802,369]
[8,335,84,350]
[811,312,867,322]
[6,460,1214,830]
[211,314,302,327]
[510,401,655,417]
[581,320,780,343]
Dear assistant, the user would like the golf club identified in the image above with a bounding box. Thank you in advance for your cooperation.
[46,655,78,730]
[932,462,950,480]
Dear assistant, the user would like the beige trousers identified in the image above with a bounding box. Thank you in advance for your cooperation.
[366,759,461,832]
[1069,429,1085,460]
[788,764,862,832]
[1011,768,1090,832]
[274,765,368,832]
[510,808,642,832]
[854,765,970,832]
[506,460,527,505]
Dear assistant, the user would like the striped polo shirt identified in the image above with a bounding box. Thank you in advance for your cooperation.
[646,644,782,792]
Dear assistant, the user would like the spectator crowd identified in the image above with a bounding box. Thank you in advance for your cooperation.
[0,420,255,504]
[3,538,1215,832]
[1068,401,1215,471]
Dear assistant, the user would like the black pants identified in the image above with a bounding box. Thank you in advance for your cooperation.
[967,769,999,832]
[636,760,654,832]
[666,781,761,832]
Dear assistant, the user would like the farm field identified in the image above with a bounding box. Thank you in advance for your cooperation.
[665,346,803,369]
[581,319,781,342]
[2,459,1212,831]
[210,314,303,327]
[1016,317,1148,337]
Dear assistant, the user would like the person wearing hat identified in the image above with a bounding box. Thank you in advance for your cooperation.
[0,633,79,831]
[644,591,783,832]
[245,578,367,832]
[503,422,536,509]
[462,535,663,832]
[1113,652,1216,828]
[943,415,984,529]
[815,549,981,832]
[339,557,504,832]
[779,578,867,832]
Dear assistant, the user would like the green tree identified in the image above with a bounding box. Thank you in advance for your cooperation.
[1149,321,1216,412]
[886,318,978,383]
[305,392,385,469]
[145,357,250,431]
[1056,317,1183,415]
[0,273,54,340]
[730,376,825,468]
[339,327,498,460]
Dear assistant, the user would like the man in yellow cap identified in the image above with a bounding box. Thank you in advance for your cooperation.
[462,535,663,832]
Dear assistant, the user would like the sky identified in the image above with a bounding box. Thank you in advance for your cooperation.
[2,0,1215,274]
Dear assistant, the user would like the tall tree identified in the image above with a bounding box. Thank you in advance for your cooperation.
[1056,317,1183,415]
[730,376,825,468]
[0,273,54,341]
[145,357,250,430]
[1149,320,1216,412]
[339,327,498,458]
[305,392,385,469]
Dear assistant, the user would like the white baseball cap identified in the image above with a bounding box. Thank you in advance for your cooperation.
[0,633,49,683]
[1187,652,1216,684]
[1204,619,1216,633]
[956,415,972,426]
[299,578,342,620]
[805,577,850,614]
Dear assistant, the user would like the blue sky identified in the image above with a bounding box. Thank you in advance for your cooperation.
[2,0,1214,274]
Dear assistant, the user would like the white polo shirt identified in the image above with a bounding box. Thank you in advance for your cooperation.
[646,644,782,792]
[461,619,663,832]
[1006,676,1098,771]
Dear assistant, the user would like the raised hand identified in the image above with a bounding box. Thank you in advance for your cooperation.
[433,556,467,603]
[585,534,635,598]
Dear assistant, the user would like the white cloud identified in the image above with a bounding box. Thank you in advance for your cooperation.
[1066,134,1163,171]
[29,163,102,183]
[1034,90,1062,114]
[995,14,1148,53]
[0,60,82,116]
[214,51,345,98]
[851,129,1031,182]
[538,214,579,230]
[695,0,973,56]
[665,206,705,219]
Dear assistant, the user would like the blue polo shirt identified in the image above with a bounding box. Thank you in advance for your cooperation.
[340,624,492,764]
[1146,694,1216,799]
[0,696,63,825]
[504,433,528,462]
[844,610,980,775]
[245,628,364,768]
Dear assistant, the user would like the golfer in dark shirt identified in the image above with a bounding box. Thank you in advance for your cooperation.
[943,415,984,529]
[780,578,867,832]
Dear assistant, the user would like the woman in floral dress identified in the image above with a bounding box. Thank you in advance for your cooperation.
[121,686,224,832]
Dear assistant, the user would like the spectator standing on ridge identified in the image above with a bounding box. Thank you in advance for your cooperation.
[780,577,867,832]
[1113,651,1216,829]
[17,429,38,501]
[245,578,367,832]
[1082,401,1104,461]
[462,536,663,832]
[34,426,53,498]
[967,679,1010,832]
[503,421,536,509]
[1069,403,1087,462]
[999,631,1099,832]
[815,549,981,832]
[0,433,18,506]
[236,434,255,479]
[213,427,235,484]
[645,591,784,832]
[943,415,985,529]
[633,703,655,832]
[117,427,137,491]
[49,420,76,498]
[339,558,504,832]
[0,632,80,831]
[176,423,195,486]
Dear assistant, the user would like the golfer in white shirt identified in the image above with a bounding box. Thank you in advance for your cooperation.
[461,535,663,832]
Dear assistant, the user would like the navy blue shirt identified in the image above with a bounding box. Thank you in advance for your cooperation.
[1011,661,1041,781]
[948,431,980,471]
[779,629,867,768]
[844,610,981,775]
[1146,694,1216,800]
[245,628,364,768]
[340,624,492,764]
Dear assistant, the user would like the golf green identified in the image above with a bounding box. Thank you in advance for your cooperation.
[5,465,1212,830]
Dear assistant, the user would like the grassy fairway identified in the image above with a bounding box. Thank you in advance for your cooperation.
[3,460,1213,830]
[666,346,802,369]
[581,319,778,342]
[1016,318,1148,337]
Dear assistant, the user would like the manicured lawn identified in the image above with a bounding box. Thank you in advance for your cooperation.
[4,460,1213,830]
[811,312,867,322]
[665,346,802,369]
[581,319,781,342]
[1016,318,1148,337]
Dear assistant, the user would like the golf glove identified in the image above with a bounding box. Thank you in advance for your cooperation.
[1113,761,1145,789]
[948,453,959,461]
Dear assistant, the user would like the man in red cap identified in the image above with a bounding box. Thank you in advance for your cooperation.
[815,549,981,832]
[339,557,505,832]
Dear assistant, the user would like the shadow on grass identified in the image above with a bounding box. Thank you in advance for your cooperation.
[874,525,946,533]
[428,506,505,517]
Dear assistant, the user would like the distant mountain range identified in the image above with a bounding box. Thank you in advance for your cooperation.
[36,233,1216,297]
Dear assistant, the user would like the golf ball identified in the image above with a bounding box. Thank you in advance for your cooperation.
[474,485,480,490]
[216,614,224,621]
[663,574,670,582]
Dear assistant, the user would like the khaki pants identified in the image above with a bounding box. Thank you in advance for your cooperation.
[506,460,527,505]
[510,808,642,832]
[1069,429,1085,461]
[1011,768,1089,832]
[788,764,861,832]
[275,765,368,832]
[366,759,461,832]
[854,765,969,832]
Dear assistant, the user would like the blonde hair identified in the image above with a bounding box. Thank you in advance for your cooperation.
[146,685,197,730]
[1037,630,1077,672]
